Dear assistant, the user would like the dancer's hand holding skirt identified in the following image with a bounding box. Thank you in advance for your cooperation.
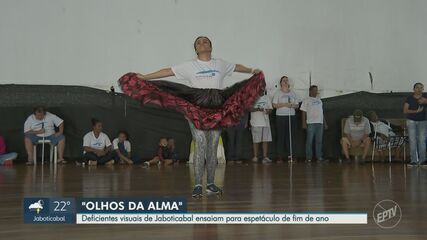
[118,72,266,130]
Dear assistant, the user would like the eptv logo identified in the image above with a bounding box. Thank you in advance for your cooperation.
[373,200,402,229]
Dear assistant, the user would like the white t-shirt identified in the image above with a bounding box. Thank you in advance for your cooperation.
[272,89,300,116]
[371,121,395,137]
[83,131,111,153]
[112,138,131,153]
[24,112,64,137]
[300,97,324,124]
[171,58,235,89]
[344,116,371,141]
[250,95,273,127]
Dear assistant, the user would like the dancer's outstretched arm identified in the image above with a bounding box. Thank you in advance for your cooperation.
[235,64,262,74]
[137,68,174,80]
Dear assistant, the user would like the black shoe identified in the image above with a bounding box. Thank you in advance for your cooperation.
[192,185,203,198]
[206,184,223,194]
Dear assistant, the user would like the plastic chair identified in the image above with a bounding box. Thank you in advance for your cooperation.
[33,139,57,165]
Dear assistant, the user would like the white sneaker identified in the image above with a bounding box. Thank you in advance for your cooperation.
[262,157,273,164]
[251,157,258,163]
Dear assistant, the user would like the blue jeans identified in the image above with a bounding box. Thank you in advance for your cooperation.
[0,152,18,164]
[406,120,427,163]
[306,123,324,160]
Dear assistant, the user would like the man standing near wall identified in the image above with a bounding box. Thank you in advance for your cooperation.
[301,85,328,162]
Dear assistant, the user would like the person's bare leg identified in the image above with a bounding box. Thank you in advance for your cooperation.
[252,143,259,160]
[105,159,115,165]
[146,157,160,166]
[57,138,65,161]
[164,159,174,165]
[24,137,34,163]
[262,142,268,158]
[341,138,350,159]
[362,137,371,160]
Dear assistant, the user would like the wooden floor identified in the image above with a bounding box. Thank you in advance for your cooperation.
[0,161,426,239]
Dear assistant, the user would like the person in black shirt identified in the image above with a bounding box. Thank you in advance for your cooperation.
[403,83,427,166]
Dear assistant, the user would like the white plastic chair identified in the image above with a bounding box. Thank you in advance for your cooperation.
[33,139,57,165]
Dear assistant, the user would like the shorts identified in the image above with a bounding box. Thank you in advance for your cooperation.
[25,133,65,146]
[251,126,272,143]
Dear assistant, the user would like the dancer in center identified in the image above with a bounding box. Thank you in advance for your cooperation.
[119,36,265,198]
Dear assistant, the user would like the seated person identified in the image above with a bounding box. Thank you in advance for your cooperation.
[80,118,115,166]
[368,111,396,140]
[112,131,141,165]
[368,111,403,160]
[144,138,174,167]
[24,106,66,165]
[0,135,17,166]
[340,109,371,162]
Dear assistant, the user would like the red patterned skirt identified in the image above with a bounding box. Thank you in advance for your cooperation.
[118,72,266,129]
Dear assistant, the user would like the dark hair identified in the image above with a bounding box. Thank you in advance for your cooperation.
[414,82,424,89]
[193,36,212,55]
[33,106,46,114]
[367,110,376,119]
[280,76,288,85]
[91,118,102,127]
[309,85,318,91]
[118,130,129,140]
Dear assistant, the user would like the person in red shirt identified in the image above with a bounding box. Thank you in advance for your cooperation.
[144,138,174,167]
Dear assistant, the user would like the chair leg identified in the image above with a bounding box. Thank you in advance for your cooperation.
[54,146,58,165]
[371,141,376,162]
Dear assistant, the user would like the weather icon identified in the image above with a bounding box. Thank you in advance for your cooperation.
[28,200,44,214]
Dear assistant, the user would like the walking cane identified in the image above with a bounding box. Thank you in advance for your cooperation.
[41,121,45,165]
[288,96,294,163]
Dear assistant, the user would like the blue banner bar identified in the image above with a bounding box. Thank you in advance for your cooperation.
[24,197,187,224]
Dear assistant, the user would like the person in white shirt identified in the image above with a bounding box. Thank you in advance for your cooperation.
[112,130,140,165]
[341,110,371,162]
[24,106,66,165]
[272,76,300,162]
[367,111,402,161]
[80,118,115,166]
[250,91,273,164]
[131,36,262,198]
[301,85,328,162]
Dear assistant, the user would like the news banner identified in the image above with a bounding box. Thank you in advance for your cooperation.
[23,198,367,224]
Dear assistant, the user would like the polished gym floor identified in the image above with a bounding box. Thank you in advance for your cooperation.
[0,161,426,239]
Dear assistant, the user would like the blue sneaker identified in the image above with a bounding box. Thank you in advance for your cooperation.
[206,184,223,194]
[192,185,203,198]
